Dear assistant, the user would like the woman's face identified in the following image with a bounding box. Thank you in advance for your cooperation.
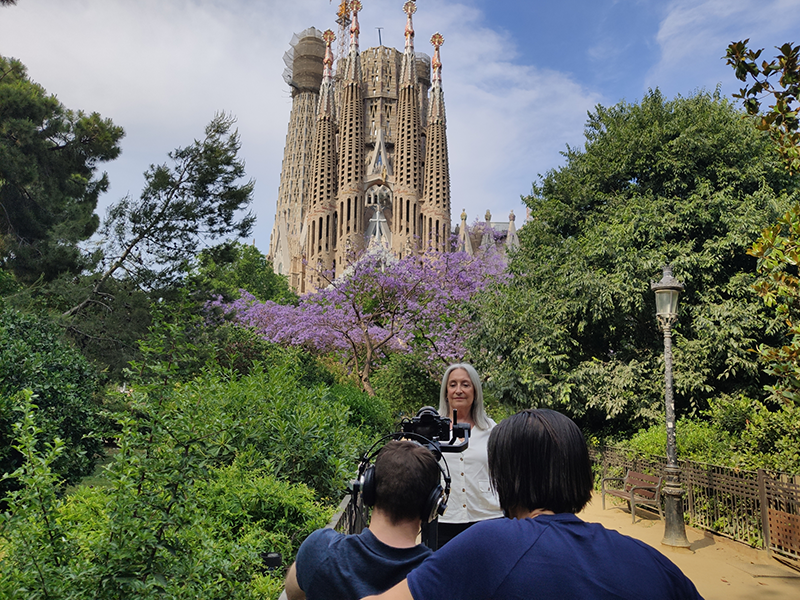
[446,368,475,420]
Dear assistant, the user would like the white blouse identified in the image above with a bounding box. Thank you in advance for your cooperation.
[439,417,503,524]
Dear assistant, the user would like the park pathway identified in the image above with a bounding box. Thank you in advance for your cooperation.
[578,492,800,599]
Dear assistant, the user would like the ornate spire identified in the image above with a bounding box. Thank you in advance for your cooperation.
[350,0,361,54]
[399,1,417,85]
[318,29,336,118]
[342,0,362,82]
[428,33,445,124]
[322,29,335,81]
[431,32,443,84]
[403,0,416,51]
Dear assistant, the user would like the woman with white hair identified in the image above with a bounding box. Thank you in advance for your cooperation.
[436,363,502,547]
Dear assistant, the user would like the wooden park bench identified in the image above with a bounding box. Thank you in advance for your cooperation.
[601,470,664,523]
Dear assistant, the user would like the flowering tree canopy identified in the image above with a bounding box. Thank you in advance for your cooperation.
[212,248,508,394]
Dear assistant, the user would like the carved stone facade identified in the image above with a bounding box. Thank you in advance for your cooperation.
[268,1,451,293]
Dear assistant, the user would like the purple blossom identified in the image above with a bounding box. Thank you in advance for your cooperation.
[210,249,509,393]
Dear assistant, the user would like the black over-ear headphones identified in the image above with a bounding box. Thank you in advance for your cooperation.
[351,433,451,524]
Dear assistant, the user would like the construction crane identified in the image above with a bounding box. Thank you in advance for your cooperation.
[333,0,351,67]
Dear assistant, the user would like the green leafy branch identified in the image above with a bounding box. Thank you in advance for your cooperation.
[726,39,800,173]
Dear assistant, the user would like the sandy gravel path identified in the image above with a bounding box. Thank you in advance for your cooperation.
[578,492,800,599]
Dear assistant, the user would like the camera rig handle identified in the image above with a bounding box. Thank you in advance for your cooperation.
[440,408,470,453]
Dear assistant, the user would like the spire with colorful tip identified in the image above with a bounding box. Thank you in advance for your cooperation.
[428,32,445,124]
[342,0,363,82]
[431,32,443,85]
[323,29,335,79]
[403,0,416,51]
[318,29,336,118]
[399,0,417,85]
[350,0,362,54]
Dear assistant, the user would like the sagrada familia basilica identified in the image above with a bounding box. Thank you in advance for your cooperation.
[268,0,519,292]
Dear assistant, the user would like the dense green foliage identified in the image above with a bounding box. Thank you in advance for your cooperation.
[371,353,442,420]
[0,55,123,284]
[0,305,103,495]
[0,348,379,598]
[0,389,333,599]
[188,241,296,305]
[620,395,800,473]
[471,89,800,433]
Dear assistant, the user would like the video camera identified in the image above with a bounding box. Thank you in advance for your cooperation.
[399,406,470,456]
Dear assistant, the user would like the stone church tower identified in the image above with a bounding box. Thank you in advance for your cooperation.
[269,0,452,293]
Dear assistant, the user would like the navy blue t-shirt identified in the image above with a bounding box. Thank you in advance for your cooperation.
[407,513,703,600]
[296,528,431,600]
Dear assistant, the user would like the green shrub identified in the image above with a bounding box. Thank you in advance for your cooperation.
[372,354,440,421]
[1,368,350,599]
[735,401,800,473]
[619,417,735,465]
[617,395,800,473]
[0,306,102,495]
[199,453,333,558]
[328,383,392,433]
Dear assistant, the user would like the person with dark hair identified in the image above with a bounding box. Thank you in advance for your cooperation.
[285,441,441,600]
[435,363,502,546]
[362,410,703,600]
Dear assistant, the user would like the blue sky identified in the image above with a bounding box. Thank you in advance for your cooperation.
[2,0,800,253]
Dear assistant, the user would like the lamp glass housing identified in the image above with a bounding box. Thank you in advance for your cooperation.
[655,288,680,317]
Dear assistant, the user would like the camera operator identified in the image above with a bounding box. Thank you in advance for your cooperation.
[284,441,441,600]
[362,410,702,600]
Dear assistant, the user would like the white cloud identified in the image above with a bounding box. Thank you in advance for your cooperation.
[0,0,599,250]
[412,1,601,220]
[647,0,800,97]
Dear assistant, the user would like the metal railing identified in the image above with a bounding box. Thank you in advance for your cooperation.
[593,446,800,566]
[328,492,368,534]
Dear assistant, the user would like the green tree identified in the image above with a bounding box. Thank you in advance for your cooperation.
[64,112,254,317]
[471,89,800,433]
[0,56,123,284]
[726,40,800,173]
[726,40,800,406]
[188,240,295,304]
[0,305,103,496]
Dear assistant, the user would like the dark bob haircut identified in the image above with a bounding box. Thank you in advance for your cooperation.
[488,409,592,515]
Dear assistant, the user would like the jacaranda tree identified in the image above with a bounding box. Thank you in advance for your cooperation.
[213,248,507,395]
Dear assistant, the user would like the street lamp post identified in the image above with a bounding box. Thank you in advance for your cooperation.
[651,265,691,548]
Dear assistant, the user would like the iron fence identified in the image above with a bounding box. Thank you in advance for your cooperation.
[328,491,368,535]
[594,447,800,566]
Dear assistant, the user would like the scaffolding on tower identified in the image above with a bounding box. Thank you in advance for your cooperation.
[334,0,352,69]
